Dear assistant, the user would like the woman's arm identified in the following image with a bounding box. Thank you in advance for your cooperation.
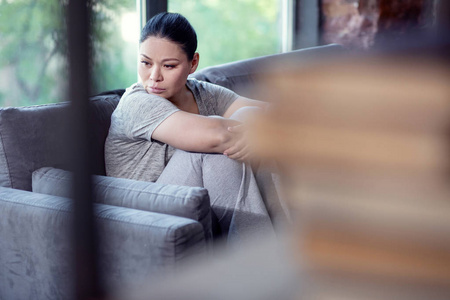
[152,96,268,159]
[151,111,242,153]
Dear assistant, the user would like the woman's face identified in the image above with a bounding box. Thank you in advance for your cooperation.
[138,36,199,102]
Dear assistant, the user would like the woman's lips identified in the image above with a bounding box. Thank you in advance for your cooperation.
[147,86,166,94]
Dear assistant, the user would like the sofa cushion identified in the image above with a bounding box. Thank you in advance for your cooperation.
[0,93,121,191]
[32,167,212,241]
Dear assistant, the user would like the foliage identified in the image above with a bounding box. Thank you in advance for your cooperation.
[0,0,136,107]
[0,0,67,106]
[91,0,137,94]
[169,0,281,70]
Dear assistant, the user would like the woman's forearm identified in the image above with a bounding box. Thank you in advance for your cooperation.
[151,106,264,155]
[151,111,241,153]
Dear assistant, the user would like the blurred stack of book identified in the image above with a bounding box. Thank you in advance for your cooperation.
[251,51,450,299]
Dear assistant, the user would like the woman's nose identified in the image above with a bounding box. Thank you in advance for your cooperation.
[150,67,162,82]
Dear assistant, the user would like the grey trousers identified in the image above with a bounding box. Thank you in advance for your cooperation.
[156,150,287,244]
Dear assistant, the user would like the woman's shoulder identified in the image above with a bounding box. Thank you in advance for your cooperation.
[187,77,219,90]
[187,78,238,116]
[121,82,147,99]
[186,77,233,98]
[116,82,177,113]
[120,83,167,103]
[186,78,217,103]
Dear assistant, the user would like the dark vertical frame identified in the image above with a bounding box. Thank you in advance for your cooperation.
[434,0,450,31]
[67,0,100,299]
[294,0,322,49]
[144,0,168,23]
[318,0,324,44]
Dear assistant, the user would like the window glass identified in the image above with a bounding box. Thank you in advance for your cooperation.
[0,0,138,107]
[168,0,282,70]
[0,0,67,107]
[91,0,138,94]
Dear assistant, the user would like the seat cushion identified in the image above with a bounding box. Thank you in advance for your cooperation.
[32,167,212,241]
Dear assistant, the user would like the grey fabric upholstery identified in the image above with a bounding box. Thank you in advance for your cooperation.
[0,94,120,191]
[32,167,212,241]
[0,186,205,300]
[191,44,344,98]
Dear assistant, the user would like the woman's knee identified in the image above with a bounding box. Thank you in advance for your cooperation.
[156,150,205,186]
[170,149,204,162]
[229,106,263,122]
[167,149,245,182]
[172,149,239,166]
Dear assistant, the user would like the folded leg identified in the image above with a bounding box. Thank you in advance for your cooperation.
[156,150,277,244]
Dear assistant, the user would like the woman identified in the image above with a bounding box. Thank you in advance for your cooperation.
[105,12,286,243]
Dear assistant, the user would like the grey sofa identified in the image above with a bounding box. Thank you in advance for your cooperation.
[0,44,343,299]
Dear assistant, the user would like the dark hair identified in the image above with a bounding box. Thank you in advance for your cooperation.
[140,12,197,60]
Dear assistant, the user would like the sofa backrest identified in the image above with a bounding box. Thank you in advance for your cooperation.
[191,44,344,99]
[0,93,121,191]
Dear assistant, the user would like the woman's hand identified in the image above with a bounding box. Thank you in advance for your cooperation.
[223,123,252,162]
[223,104,267,162]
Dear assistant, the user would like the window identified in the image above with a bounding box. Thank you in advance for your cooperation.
[91,0,138,94]
[0,0,67,106]
[168,0,283,70]
[0,0,138,107]
[0,0,291,107]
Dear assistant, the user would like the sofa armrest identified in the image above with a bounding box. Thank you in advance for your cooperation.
[0,186,205,300]
[32,167,212,241]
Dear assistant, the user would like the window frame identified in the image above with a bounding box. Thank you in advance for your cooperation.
[138,0,320,52]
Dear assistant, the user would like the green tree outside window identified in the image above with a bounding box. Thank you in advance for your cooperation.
[169,0,282,70]
[0,0,137,107]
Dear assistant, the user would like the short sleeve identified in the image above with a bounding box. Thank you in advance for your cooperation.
[187,79,239,116]
[111,84,180,141]
[206,82,239,116]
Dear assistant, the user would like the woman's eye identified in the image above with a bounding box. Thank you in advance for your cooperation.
[141,61,151,66]
[164,64,175,69]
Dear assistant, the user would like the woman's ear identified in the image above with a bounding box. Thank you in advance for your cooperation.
[189,52,200,74]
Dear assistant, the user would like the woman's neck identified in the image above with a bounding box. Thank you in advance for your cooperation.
[169,85,199,114]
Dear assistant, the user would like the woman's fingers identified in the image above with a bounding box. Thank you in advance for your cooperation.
[225,144,250,161]
[224,123,254,162]
[223,139,246,156]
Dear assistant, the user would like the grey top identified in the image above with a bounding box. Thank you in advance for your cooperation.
[105,78,239,182]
